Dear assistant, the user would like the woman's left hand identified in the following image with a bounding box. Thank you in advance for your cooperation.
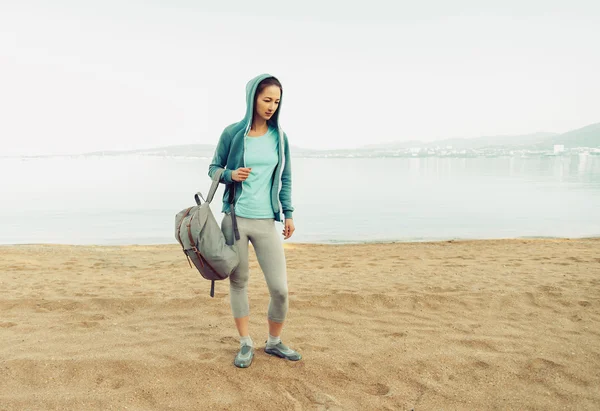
[282,219,295,240]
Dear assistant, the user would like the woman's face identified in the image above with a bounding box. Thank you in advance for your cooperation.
[254,85,281,123]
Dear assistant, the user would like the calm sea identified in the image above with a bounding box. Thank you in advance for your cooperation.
[1,155,599,245]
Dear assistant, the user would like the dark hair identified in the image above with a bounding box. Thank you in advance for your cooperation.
[256,77,282,98]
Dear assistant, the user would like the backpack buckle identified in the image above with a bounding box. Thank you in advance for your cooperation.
[190,246,204,267]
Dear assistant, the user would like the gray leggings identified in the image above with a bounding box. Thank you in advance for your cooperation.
[221,214,289,323]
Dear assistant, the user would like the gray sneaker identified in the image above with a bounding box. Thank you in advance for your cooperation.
[264,342,302,361]
[234,345,254,368]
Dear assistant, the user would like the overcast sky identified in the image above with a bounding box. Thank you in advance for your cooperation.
[1,0,599,155]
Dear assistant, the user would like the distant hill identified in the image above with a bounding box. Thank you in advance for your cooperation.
[359,122,600,151]
[543,123,600,148]
[361,132,557,150]
[439,132,558,149]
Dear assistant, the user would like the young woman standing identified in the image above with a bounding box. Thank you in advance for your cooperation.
[208,74,301,368]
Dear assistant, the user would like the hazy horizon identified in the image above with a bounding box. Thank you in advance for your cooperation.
[1,1,599,156]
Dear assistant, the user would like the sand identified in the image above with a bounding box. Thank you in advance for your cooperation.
[1,238,599,410]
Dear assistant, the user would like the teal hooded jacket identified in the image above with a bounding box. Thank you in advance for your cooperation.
[208,74,294,222]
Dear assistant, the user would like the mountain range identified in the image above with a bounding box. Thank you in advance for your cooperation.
[360,122,600,151]
[53,121,600,158]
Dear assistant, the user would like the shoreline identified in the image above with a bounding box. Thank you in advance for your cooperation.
[1,234,600,248]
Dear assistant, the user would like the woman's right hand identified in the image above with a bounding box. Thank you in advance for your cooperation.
[232,167,252,182]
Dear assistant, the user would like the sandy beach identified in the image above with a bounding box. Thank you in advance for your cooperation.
[1,238,599,410]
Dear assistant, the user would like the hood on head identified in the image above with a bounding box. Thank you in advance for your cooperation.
[244,73,282,129]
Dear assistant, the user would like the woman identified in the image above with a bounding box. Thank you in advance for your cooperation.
[208,74,301,368]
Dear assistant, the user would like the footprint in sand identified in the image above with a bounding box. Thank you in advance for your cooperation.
[196,352,219,362]
[578,300,591,307]
[111,379,125,389]
[96,374,126,390]
[78,321,100,328]
[348,361,368,373]
[386,331,407,338]
[301,343,328,352]
[570,314,583,322]
[0,322,17,328]
[219,336,238,345]
[365,382,391,396]
[526,357,562,372]
[472,359,491,369]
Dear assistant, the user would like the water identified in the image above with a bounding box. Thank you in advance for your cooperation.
[1,154,599,245]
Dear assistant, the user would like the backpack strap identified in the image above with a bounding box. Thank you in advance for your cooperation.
[194,169,224,206]
[206,169,225,203]
[201,168,240,241]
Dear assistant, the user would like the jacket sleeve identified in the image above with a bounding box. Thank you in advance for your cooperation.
[279,133,294,219]
[208,127,234,184]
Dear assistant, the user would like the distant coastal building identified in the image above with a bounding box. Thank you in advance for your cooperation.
[553,144,565,154]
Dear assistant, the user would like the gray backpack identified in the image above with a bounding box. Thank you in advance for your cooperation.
[175,169,240,297]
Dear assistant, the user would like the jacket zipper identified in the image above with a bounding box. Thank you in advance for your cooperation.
[236,122,250,211]
[277,126,285,222]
